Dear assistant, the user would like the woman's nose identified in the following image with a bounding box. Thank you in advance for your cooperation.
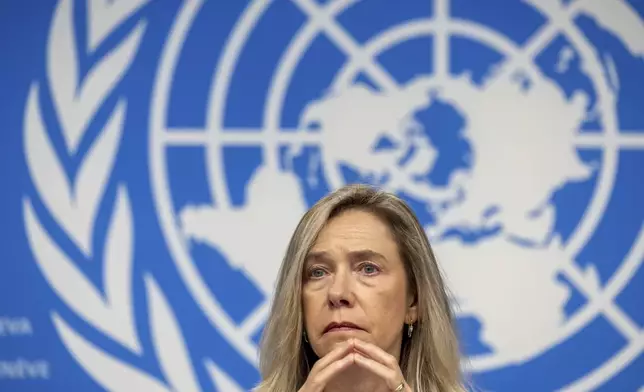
[327,268,354,308]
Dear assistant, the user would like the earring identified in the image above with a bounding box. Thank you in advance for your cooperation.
[303,331,308,343]
[407,323,414,338]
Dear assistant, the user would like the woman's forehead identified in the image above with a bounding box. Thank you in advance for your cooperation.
[307,210,401,261]
[318,209,395,239]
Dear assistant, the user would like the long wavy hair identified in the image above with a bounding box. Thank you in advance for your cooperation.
[254,184,466,392]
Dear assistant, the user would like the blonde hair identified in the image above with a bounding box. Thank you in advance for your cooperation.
[255,184,466,392]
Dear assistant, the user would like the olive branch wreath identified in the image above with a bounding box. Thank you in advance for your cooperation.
[21,1,240,390]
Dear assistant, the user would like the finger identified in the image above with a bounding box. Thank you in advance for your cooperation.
[309,340,354,374]
[352,339,399,370]
[306,353,356,391]
[353,354,407,391]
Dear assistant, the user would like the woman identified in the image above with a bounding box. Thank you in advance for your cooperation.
[255,184,466,392]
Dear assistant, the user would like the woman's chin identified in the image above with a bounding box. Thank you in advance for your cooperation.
[315,329,368,352]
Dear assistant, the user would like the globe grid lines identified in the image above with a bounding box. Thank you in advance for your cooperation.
[291,0,400,92]
[503,4,644,380]
[204,0,640,346]
[151,0,262,367]
[157,136,644,373]
[150,0,644,383]
[248,0,643,367]
[287,0,644,375]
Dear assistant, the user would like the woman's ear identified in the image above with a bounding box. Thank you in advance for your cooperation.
[406,294,418,324]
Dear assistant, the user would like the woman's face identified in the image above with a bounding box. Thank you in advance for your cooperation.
[302,208,417,360]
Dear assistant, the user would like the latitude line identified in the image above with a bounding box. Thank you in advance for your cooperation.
[161,128,323,146]
[576,132,644,148]
[162,128,644,148]
[291,0,400,91]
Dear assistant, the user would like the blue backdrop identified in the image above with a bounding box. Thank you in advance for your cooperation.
[1,0,643,391]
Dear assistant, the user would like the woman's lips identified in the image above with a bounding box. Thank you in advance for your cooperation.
[323,321,364,334]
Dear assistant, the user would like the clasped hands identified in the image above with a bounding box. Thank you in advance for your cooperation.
[298,338,410,392]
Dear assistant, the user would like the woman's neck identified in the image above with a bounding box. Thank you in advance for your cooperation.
[323,366,390,392]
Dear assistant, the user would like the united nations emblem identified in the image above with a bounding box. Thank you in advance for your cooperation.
[23,0,644,391]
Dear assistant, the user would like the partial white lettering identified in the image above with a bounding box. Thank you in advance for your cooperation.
[0,317,33,337]
[0,359,50,379]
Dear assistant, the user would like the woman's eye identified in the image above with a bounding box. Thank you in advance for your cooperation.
[360,263,380,275]
[309,268,326,278]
